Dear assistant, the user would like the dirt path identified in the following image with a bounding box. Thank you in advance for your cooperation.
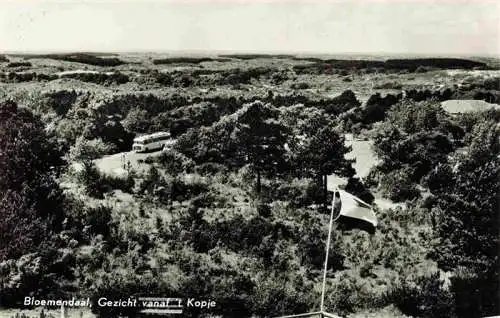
[328,133,400,211]
[327,133,378,189]
[94,150,163,176]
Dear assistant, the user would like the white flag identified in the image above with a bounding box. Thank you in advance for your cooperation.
[333,189,378,227]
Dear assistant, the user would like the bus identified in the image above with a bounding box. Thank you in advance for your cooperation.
[132,132,172,152]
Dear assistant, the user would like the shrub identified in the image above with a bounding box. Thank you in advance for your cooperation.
[0,100,65,261]
[379,169,420,202]
[256,200,272,218]
[297,222,344,271]
[345,177,375,204]
[480,76,499,90]
[191,192,220,209]
[171,177,209,202]
[67,137,118,161]
[263,178,322,207]
[158,149,195,175]
[83,205,113,239]
[449,266,500,318]
[324,273,382,316]
[374,81,403,89]
[415,66,430,73]
[290,82,310,89]
[36,73,58,81]
[6,61,32,68]
[103,173,135,193]
[59,71,129,85]
[137,166,163,195]
[324,90,361,115]
[194,162,227,175]
[76,161,106,198]
[0,72,37,82]
[385,273,454,318]
[0,251,65,308]
[77,161,134,198]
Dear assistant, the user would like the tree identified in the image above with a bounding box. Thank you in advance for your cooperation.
[300,125,355,210]
[0,100,65,260]
[183,101,289,195]
[230,101,289,193]
[67,136,117,162]
[122,107,151,133]
[282,106,354,209]
[361,93,400,126]
[372,100,456,184]
[324,90,361,115]
[431,121,500,316]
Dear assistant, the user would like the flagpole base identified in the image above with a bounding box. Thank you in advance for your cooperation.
[274,310,342,318]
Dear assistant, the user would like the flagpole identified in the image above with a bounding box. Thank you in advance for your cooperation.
[320,186,338,312]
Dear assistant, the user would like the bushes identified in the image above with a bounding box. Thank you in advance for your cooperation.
[373,81,403,89]
[480,76,500,90]
[67,137,117,161]
[385,273,454,318]
[60,71,129,85]
[83,205,113,239]
[324,273,383,316]
[169,212,293,259]
[370,100,458,197]
[290,82,310,89]
[385,58,487,71]
[0,252,61,307]
[219,67,273,85]
[449,266,500,318]
[42,90,78,116]
[0,100,65,260]
[262,178,322,207]
[194,162,227,175]
[171,177,209,202]
[6,61,32,68]
[0,72,38,83]
[76,161,134,198]
[158,149,195,175]
[323,89,361,115]
[378,169,420,202]
[345,177,375,204]
[122,108,151,133]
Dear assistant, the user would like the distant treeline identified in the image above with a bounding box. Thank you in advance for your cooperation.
[21,53,125,67]
[6,61,32,68]
[152,57,229,65]
[218,54,297,60]
[59,71,129,85]
[0,72,58,82]
[0,55,8,62]
[217,54,327,63]
[0,71,129,85]
[294,58,489,73]
[139,67,277,87]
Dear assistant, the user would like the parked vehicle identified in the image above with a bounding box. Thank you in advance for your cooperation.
[132,132,171,152]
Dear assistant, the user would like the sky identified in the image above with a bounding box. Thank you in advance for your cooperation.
[0,0,498,56]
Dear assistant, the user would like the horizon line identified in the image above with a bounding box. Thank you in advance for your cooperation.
[1,50,499,59]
